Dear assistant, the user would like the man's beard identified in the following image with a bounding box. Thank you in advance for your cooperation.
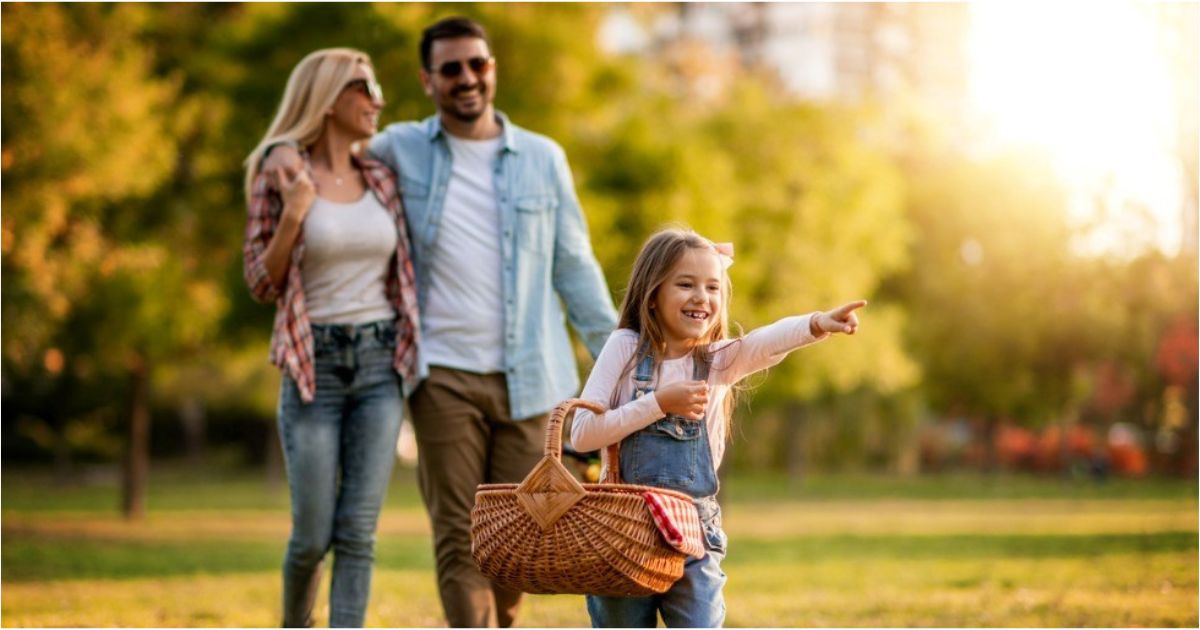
[446,84,488,122]
[448,106,485,123]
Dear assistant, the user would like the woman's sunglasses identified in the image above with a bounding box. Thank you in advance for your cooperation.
[432,56,494,79]
[343,78,384,103]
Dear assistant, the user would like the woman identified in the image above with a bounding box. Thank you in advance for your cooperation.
[242,48,419,628]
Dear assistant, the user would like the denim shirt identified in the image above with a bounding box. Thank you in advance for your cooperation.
[367,112,617,419]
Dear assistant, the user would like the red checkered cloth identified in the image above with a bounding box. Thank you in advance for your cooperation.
[642,491,706,559]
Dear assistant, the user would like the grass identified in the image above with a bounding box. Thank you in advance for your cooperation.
[2,464,1196,627]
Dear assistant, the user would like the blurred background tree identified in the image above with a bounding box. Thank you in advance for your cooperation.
[3,3,1195,515]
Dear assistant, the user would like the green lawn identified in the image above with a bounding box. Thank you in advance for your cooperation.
[2,464,1196,627]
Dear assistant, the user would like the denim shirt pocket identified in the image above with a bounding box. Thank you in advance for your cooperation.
[514,194,556,254]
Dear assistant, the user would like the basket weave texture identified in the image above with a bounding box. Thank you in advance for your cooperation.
[471,398,699,597]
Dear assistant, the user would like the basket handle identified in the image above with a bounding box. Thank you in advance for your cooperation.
[545,398,606,458]
[604,443,622,483]
[546,398,625,483]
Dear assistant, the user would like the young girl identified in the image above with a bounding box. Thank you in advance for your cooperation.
[570,228,865,628]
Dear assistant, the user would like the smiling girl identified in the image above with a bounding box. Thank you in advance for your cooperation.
[570,227,865,628]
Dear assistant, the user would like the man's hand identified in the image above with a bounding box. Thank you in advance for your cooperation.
[811,300,867,336]
[262,144,304,191]
[655,380,709,421]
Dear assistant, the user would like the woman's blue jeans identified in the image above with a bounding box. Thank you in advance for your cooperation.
[277,321,402,627]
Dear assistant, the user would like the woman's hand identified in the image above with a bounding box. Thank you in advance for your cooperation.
[655,380,709,421]
[263,144,304,189]
[280,168,316,227]
[811,300,868,336]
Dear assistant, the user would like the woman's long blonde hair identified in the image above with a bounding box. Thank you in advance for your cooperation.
[243,48,372,203]
[615,227,742,438]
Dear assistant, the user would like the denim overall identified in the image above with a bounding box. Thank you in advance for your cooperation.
[586,350,728,628]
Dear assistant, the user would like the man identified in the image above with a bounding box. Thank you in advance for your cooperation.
[264,16,617,628]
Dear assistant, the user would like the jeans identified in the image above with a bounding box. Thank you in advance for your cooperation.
[278,320,403,628]
[585,546,727,628]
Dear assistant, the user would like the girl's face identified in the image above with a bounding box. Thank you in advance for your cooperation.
[328,64,384,141]
[653,247,723,349]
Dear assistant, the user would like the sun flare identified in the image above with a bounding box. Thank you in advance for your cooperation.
[968,2,1187,257]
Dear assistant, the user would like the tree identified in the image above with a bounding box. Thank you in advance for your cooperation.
[2,4,226,517]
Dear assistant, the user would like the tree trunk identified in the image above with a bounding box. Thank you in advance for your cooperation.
[122,355,151,521]
[180,396,206,464]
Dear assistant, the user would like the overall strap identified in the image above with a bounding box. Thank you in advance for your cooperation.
[607,343,656,481]
[634,354,655,385]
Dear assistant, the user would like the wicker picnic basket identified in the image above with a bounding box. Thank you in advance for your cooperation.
[471,398,700,597]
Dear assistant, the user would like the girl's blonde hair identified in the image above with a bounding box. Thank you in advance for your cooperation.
[243,48,372,202]
[615,227,742,437]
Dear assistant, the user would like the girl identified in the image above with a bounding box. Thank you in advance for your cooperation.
[570,228,865,628]
[242,49,419,627]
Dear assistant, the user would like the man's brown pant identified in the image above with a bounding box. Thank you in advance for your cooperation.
[409,367,547,628]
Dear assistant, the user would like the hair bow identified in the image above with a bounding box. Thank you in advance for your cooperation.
[711,241,734,271]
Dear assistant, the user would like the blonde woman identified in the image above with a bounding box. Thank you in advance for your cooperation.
[242,48,419,627]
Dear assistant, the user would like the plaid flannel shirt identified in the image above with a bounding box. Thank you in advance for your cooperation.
[242,154,420,403]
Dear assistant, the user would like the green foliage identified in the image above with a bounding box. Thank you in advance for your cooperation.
[1,3,1194,476]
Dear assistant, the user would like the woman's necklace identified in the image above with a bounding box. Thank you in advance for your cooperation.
[321,170,349,186]
[314,160,353,187]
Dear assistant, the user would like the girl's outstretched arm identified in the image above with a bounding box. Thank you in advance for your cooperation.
[717,300,867,384]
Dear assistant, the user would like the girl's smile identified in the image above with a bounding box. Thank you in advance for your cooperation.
[654,247,723,358]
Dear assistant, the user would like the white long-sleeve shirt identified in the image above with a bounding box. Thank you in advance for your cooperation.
[570,314,828,470]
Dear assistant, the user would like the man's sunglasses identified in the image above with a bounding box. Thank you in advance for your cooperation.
[343,78,384,103]
[432,56,494,79]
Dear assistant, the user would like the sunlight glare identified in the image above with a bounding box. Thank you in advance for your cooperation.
[968,2,1185,257]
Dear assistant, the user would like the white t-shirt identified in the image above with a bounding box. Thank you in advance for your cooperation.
[421,134,506,373]
[301,192,397,325]
[570,314,827,470]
